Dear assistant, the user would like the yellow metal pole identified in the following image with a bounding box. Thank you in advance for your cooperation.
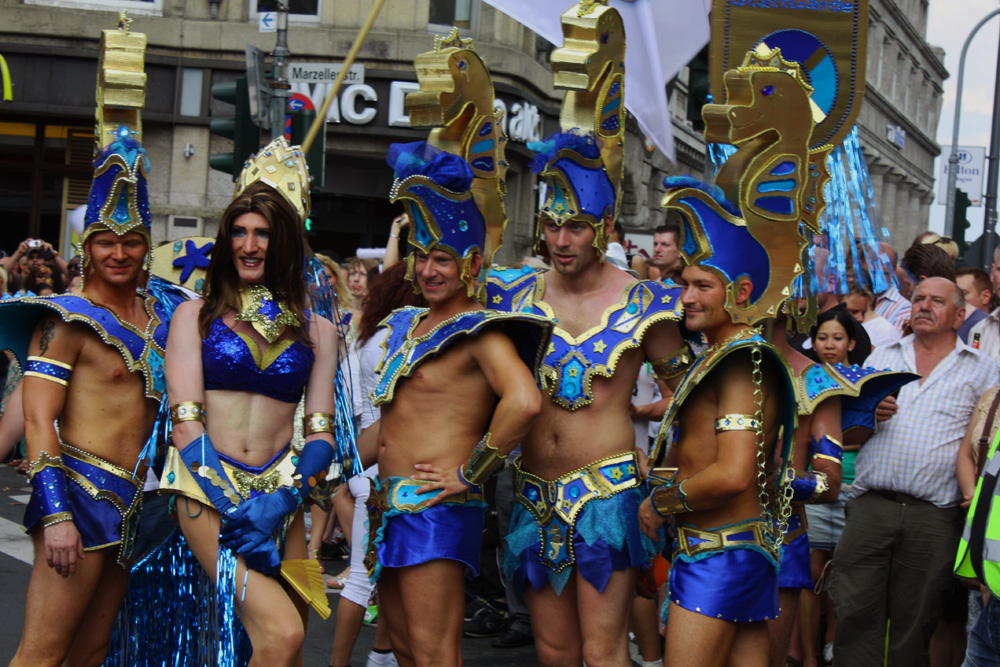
[301,0,388,152]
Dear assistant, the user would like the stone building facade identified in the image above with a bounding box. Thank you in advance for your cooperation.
[0,0,945,263]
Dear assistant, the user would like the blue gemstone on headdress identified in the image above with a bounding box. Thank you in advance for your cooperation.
[762,85,775,96]
[479,123,493,137]
[459,220,468,232]
[111,189,132,224]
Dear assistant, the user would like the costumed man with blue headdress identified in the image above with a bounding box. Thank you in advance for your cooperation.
[361,31,553,667]
[5,18,185,667]
[633,43,814,667]
[485,3,687,664]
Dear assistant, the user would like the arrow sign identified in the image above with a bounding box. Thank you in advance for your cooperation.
[259,12,277,33]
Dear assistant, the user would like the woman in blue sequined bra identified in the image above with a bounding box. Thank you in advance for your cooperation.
[162,170,341,664]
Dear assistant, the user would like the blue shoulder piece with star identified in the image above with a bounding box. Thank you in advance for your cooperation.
[818,363,920,437]
[486,269,683,411]
[370,306,553,407]
[0,284,188,401]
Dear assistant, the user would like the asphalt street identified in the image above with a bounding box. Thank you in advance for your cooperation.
[0,463,540,666]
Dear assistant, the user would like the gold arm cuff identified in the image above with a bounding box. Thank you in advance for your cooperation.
[650,345,693,381]
[650,479,693,516]
[304,412,335,436]
[459,433,507,487]
[40,511,74,528]
[26,451,67,481]
[810,471,830,502]
[171,402,206,424]
[715,414,761,433]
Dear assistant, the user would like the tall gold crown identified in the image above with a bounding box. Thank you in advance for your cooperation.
[235,137,311,223]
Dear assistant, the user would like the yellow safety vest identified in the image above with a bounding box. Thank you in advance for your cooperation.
[955,427,1000,595]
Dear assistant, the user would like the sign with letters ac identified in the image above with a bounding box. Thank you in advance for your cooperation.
[710,0,869,150]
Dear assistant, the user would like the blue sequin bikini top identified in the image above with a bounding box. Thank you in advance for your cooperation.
[202,317,314,403]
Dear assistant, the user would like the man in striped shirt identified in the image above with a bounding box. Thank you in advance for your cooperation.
[830,277,1000,665]
[872,242,911,334]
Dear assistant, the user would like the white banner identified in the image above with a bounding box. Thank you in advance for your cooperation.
[939,146,986,207]
[481,0,711,163]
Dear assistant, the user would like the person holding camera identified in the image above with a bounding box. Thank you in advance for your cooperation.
[3,238,69,292]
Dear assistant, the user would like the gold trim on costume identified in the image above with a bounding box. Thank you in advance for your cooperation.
[41,511,74,528]
[674,520,769,559]
[650,480,692,516]
[304,412,335,436]
[714,414,762,433]
[161,444,296,504]
[650,345,693,381]
[459,433,506,486]
[381,477,484,514]
[783,504,809,544]
[25,356,74,386]
[27,356,73,369]
[26,451,67,481]
[170,401,206,424]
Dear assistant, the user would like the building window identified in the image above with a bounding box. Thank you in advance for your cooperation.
[429,0,475,30]
[250,0,320,20]
[23,0,162,14]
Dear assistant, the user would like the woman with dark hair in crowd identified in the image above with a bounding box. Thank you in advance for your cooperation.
[328,260,425,667]
[162,176,340,663]
[798,308,857,667]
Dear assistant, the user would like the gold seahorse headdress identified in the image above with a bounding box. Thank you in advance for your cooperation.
[662,46,832,326]
[530,0,626,262]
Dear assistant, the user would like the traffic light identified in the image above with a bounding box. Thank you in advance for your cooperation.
[288,109,325,188]
[686,47,710,132]
[953,188,972,257]
[209,76,260,180]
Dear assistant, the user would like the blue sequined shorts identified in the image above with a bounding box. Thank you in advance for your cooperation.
[664,519,779,623]
[23,443,143,568]
[364,476,486,583]
[777,505,813,590]
[504,452,660,596]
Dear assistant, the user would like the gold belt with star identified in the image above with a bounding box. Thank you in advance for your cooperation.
[513,451,640,572]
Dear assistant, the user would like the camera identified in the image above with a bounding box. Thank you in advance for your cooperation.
[27,240,41,249]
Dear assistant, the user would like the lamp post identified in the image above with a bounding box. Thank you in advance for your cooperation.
[270,0,290,141]
[944,9,1000,238]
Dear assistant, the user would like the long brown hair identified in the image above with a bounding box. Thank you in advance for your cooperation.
[199,181,311,345]
[357,262,427,345]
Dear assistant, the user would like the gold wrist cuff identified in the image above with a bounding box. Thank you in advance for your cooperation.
[715,414,761,433]
[459,433,506,486]
[651,479,693,516]
[26,451,67,481]
[41,511,74,528]
[304,412,335,436]
[810,471,830,502]
[171,402,206,424]
[650,344,693,381]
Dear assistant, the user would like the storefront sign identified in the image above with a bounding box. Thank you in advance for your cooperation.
[288,71,545,144]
